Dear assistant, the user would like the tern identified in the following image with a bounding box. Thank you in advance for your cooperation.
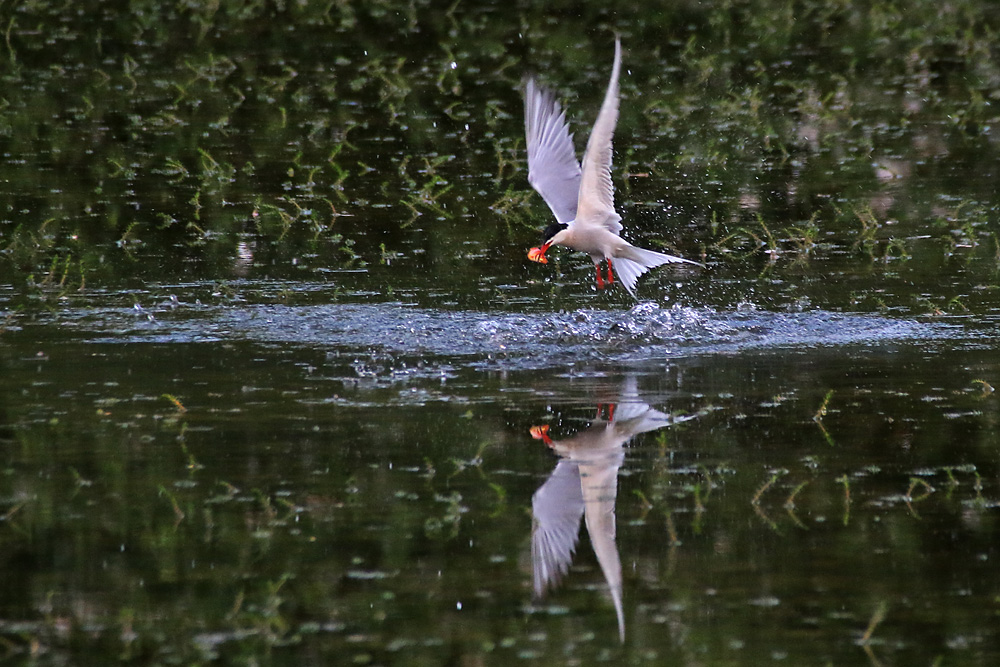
[524,38,701,297]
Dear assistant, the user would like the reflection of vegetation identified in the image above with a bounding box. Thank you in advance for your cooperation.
[0,329,998,662]
[0,379,513,661]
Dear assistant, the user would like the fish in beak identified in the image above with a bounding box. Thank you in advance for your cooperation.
[527,244,550,264]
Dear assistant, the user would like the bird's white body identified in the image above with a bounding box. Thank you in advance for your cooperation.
[524,38,700,297]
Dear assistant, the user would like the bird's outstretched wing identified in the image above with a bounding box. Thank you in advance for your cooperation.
[575,38,623,235]
[524,78,582,224]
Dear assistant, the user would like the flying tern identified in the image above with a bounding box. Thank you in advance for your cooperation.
[524,38,701,296]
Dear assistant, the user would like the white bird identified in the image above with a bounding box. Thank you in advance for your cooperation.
[524,38,701,297]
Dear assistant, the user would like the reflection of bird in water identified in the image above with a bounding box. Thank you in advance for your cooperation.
[529,379,674,642]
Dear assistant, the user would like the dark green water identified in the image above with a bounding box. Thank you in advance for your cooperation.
[2,1,1000,664]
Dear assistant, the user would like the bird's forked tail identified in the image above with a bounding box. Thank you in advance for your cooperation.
[613,246,701,298]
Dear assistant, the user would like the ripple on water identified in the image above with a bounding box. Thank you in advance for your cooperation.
[71,300,968,372]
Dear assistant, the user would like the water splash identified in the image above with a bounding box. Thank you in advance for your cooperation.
[69,300,966,375]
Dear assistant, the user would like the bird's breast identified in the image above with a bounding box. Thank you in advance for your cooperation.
[561,227,624,257]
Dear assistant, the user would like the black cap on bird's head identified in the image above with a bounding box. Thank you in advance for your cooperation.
[541,222,568,243]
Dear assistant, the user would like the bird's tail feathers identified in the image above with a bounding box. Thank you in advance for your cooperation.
[614,246,700,297]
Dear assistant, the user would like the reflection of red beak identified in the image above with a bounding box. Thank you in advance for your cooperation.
[529,424,553,445]
[527,242,551,264]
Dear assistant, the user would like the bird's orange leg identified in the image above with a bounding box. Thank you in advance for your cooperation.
[605,259,615,286]
[594,263,606,289]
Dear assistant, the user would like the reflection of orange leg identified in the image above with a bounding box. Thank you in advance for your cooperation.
[606,259,615,286]
[529,424,553,446]
[594,263,605,290]
[595,403,616,421]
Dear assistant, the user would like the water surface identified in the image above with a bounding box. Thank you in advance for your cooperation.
[2,1,1000,664]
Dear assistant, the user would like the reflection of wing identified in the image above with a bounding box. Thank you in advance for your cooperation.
[524,79,582,224]
[579,447,626,643]
[531,459,584,598]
